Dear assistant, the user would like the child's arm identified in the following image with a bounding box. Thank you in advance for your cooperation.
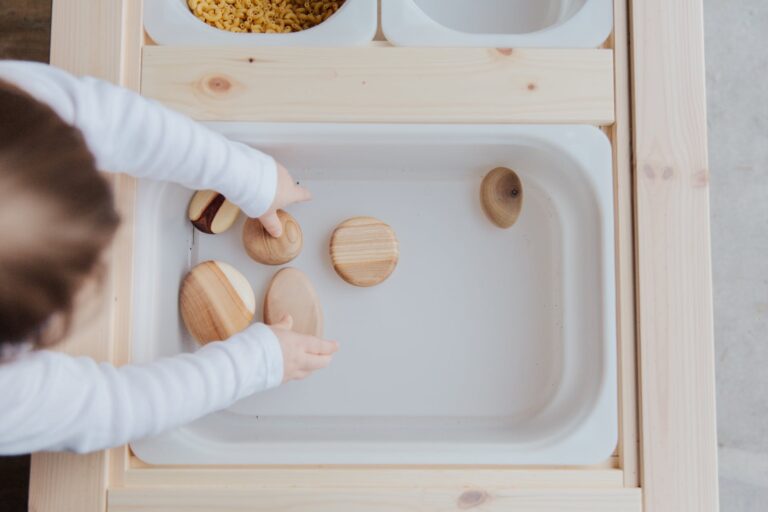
[0,320,336,455]
[0,60,277,218]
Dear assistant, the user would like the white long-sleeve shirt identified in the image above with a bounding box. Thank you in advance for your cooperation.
[0,61,284,455]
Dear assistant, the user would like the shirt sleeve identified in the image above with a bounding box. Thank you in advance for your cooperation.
[0,323,283,455]
[0,60,277,218]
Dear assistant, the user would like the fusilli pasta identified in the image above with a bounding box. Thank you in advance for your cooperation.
[187,0,345,34]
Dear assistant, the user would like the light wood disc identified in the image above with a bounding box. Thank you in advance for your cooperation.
[329,216,399,287]
[263,268,323,338]
[480,166,523,228]
[179,260,256,345]
[242,210,303,265]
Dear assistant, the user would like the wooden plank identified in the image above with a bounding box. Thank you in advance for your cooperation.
[109,487,642,512]
[122,465,624,490]
[28,1,142,511]
[141,47,615,124]
[29,453,109,512]
[48,0,123,85]
[106,0,144,492]
[630,0,719,510]
[609,0,639,488]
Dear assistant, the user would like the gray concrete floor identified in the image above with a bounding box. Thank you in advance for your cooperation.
[0,1,765,511]
[705,1,768,510]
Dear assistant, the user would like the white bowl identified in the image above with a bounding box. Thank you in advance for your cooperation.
[144,0,377,46]
[130,124,617,465]
[382,0,613,48]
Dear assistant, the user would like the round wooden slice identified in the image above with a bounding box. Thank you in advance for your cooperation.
[188,190,240,234]
[242,210,303,265]
[329,216,399,287]
[179,260,256,345]
[480,167,523,228]
[263,268,323,338]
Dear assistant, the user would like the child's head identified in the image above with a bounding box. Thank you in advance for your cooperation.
[0,80,119,348]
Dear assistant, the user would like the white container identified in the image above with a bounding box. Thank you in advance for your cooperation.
[130,124,617,465]
[144,0,377,46]
[382,0,613,48]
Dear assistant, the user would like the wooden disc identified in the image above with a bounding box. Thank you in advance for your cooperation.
[179,260,256,345]
[480,167,523,228]
[242,210,303,265]
[188,190,240,234]
[329,216,399,287]
[263,268,323,337]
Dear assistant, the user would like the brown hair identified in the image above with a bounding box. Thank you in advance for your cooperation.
[0,80,119,348]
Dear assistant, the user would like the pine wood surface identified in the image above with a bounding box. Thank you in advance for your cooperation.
[631,0,719,510]
[140,46,616,124]
[107,487,642,512]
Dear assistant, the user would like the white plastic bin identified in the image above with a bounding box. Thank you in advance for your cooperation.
[381,0,613,48]
[130,124,617,465]
[144,0,377,46]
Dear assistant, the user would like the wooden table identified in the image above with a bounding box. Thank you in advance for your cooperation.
[29,1,718,510]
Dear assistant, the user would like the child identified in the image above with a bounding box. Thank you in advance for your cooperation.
[0,60,339,455]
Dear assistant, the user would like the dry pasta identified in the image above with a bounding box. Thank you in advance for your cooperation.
[187,0,345,34]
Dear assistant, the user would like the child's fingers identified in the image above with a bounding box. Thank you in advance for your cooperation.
[259,210,283,238]
[305,337,339,355]
[270,314,294,330]
[290,183,312,204]
[302,353,333,371]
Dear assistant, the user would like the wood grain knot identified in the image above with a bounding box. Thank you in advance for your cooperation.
[496,48,513,56]
[457,490,490,509]
[642,164,655,179]
[207,76,232,93]
[693,168,709,188]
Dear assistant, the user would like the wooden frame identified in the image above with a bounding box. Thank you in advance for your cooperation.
[29,0,717,510]
[140,46,615,124]
[630,0,719,510]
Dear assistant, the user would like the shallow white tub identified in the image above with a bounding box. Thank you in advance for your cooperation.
[130,124,617,465]
[381,0,613,48]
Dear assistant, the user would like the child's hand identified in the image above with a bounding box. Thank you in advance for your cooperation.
[269,314,339,383]
[259,162,312,238]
